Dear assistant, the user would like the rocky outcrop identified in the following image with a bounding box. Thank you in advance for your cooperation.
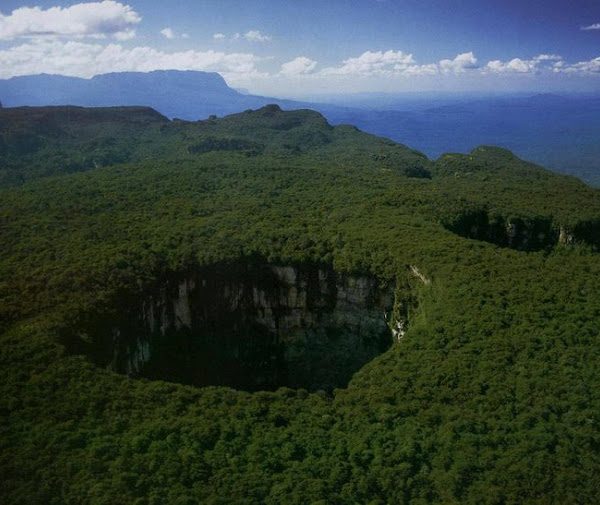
[558,226,576,246]
[87,260,404,391]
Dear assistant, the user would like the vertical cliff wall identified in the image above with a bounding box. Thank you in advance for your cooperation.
[442,208,600,251]
[86,260,400,391]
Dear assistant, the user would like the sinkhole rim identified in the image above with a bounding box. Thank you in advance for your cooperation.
[62,258,404,393]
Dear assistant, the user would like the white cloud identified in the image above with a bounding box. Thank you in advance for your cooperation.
[320,50,479,77]
[321,50,415,76]
[0,1,141,40]
[581,23,600,31]
[114,30,135,41]
[534,54,562,61]
[316,49,598,81]
[484,54,564,74]
[243,30,271,42]
[0,39,265,83]
[280,56,317,76]
[439,52,478,73]
[1,35,597,93]
[216,30,272,42]
[160,27,174,40]
[482,53,600,76]
[555,56,600,74]
[160,27,190,40]
[485,58,535,73]
[402,63,439,76]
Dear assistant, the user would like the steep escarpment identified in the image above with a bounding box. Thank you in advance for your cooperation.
[433,147,600,251]
[442,208,556,251]
[70,259,402,392]
[442,206,600,251]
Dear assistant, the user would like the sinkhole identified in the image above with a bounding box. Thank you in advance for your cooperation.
[442,208,600,252]
[72,260,398,392]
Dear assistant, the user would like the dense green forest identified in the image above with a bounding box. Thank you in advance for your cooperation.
[1,105,600,504]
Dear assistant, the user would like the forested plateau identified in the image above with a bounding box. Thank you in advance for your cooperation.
[1,104,600,504]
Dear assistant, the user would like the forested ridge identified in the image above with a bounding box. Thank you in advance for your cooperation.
[1,105,600,504]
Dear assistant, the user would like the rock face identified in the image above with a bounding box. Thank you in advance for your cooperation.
[99,261,397,391]
[558,226,576,246]
[444,209,600,252]
[443,209,557,251]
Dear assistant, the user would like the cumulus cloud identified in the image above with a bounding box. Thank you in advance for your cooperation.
[160,28,189,40]
[0,1,141,40]
[555,56,600,74]
[1,32,597,89]
[243,30,271,42]
[314,49,598,80]
[484,54,565,74]
[485,58,535,73]
[218,30,272,42]
[320,49,480,77]
[0,39,265,83]
[581,23,600,31]
[321,50,415,76]
[482,53,600,76]
[160,27,174,39]
[402,63,439,76]
[534,54,562,61]
[280,56,317,76]
[439,52,478,73]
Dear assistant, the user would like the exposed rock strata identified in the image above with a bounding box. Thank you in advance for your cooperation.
[92,261,403,391]
[444,209,600,251]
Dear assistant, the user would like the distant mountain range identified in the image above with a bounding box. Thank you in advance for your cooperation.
[0,70,305,119]
[1,70,599,185]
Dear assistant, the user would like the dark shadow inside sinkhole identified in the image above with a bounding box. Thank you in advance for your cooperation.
[77,260,396,392]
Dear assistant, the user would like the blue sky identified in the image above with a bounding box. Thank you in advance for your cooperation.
[0,0,599,96]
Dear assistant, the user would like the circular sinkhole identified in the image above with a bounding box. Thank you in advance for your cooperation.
[70,260,397,392]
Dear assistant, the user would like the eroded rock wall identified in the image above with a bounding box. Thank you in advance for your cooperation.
[104,261,397,391]
[443,209,600,251]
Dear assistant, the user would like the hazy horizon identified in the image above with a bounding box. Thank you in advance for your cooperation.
[0,0,599,95]
[5,68,600,102]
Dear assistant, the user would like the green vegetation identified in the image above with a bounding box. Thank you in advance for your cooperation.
[1,105,600,504]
